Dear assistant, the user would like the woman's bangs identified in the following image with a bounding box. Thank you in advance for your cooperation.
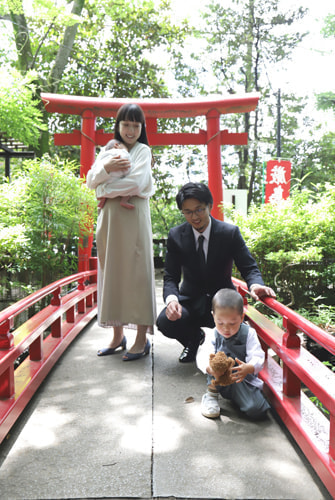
[122,105,144,124]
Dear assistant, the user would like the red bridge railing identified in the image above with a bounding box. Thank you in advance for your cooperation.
[233,277,335,498]
[0,268,334,496]
[0,259,98,444]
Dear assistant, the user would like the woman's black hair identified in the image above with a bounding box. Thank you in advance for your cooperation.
[176,182,213,210]
[114,103,149,145]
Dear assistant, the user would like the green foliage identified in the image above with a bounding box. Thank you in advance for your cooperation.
[316,92,335,114]
[321,13,335,39]
[315,14,335,122]
[0,0,23,15]
[201,1,306,91]
[309,395,330,417]
[150,157,184,239]
[0,156,97,288]
[1,0,189,155]
[5,0,186,101]
[274,128,335,192]
[56,0,185,101]
[222,184,335,308]
[0,223,29,272]
[0,70,47,147]
[191,1,309,204]
[298,300,335,333]
[30,0,84,25]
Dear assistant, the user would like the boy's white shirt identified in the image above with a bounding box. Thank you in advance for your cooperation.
[196,325,265,388]
[86,142,155,199]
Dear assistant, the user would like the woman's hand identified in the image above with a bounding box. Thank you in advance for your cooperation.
[103,155,131,174]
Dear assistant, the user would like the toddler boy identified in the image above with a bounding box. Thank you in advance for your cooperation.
[197,288,270,420]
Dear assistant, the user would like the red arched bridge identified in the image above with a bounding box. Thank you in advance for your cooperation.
[0,262,334,497]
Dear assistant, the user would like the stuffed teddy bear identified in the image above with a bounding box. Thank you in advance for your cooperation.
[209,351,235,387]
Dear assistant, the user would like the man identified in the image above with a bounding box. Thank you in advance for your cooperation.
[156,182,276,363]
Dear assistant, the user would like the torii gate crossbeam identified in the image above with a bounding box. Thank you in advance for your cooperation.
[41,93,260,271]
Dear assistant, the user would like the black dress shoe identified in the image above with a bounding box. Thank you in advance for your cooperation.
[179,345,196,363]
[179,330,206,363]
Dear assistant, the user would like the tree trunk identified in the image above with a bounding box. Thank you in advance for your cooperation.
[10,10,33,72]
[48,0,85,93]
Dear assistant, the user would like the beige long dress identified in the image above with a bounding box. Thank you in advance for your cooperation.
[96,196,156,331]
[87,141,156,333]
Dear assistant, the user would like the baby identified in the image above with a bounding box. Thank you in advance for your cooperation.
[97,139,134,210]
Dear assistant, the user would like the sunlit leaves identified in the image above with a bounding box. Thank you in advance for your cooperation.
[0,155,97,285]
[224,184,335,307]
[0,69,47,147]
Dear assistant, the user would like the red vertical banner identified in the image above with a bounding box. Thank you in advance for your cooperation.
[265,160,291,204]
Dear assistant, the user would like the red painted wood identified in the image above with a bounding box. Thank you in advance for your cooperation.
[0,265,334,496]
[30,334,43,361]
[0,366,14,399]
[54,129,249,147]
[232,277,335,498]
[41,93,260,118]
[0,269,97,444]
[0,318,14,350]
[206,109,223,220]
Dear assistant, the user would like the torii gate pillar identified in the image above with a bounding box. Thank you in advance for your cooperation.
[79,110,96,272]
[206,109,222,219]
[80,109,96,177]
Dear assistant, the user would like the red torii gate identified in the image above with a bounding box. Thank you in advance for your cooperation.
[41,93,260,270]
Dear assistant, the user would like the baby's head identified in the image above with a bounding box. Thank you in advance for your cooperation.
[212,288,244,339]
[105,139,127,151]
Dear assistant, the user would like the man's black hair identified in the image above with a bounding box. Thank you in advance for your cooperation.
[176,182,213,210]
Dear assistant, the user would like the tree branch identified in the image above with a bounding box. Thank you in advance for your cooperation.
[47,0,85,93]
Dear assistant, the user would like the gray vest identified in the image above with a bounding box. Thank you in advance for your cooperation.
[214,322,256,384]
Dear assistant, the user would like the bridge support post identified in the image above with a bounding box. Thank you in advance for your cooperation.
[282,316,301,397]
[330,414,335,461]
[0,318,14,398]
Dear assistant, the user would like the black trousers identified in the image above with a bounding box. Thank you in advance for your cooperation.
[156,298,215,348]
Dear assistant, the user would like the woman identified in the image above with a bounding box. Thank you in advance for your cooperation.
[86,103,156,361]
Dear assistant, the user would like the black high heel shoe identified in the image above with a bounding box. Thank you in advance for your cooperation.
[97,336,127,356]
[122,339,151,361]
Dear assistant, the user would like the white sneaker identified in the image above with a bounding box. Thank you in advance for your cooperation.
[201,392,220,419]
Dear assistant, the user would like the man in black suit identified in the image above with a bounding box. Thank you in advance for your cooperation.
[156,182,276,363]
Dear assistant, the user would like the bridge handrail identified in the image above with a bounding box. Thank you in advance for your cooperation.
[1,269,334,497]
[0,261,98,445]
[233,277,335,354]
[232,277,335,498]
[0,269,96,331]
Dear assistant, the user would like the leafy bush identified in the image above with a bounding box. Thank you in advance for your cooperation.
[0,70,47,147]
[0,155,97,292]
[222,184,335,308]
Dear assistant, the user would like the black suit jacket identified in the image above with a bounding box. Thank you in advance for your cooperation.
[163,216,264,304]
